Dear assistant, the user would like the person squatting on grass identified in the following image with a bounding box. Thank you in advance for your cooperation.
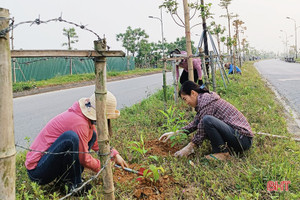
[159,81,253,160]
[224,63,242,75]
[25,91,128,195]
[171,48,203,85]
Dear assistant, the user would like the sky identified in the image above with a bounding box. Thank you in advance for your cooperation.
[1,0,300,55]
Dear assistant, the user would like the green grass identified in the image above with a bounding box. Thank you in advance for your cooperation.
[12,68,163,92]
[15,62,300,199]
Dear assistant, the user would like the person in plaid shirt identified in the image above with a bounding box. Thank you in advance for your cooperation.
[159,81,253,160]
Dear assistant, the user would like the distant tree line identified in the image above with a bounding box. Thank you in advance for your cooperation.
[116,26,196,68]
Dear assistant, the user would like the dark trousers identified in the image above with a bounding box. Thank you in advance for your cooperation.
[202,115,252,154]
[27,130,96,185]
[180,69,202,85]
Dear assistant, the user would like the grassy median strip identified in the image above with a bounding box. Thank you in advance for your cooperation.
[15,62,299,199]
[13,68,163,92]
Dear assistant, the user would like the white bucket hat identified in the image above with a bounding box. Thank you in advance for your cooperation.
[78,91,120,120]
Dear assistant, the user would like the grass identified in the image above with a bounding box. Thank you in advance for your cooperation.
[15,61,299,199]
[12,67,163,92]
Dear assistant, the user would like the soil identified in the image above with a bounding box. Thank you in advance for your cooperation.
[145,139,183,157]
[113,164,178,200]
[112,140,184,199]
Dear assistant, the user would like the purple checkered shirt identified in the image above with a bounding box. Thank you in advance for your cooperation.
[182,92,254,146]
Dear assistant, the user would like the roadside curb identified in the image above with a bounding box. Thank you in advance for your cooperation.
[254,63,300,138]
[13,71,163,98]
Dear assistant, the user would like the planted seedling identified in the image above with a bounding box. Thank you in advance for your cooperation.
[142,164,165,183]
[159,106,188,147]
[129,134,148,158]
[169,130,189,147]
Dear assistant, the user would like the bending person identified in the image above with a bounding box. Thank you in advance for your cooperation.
[225,63,242,75]
[159,81,253,160]
[25,91,128,195]
[172,49,203,85]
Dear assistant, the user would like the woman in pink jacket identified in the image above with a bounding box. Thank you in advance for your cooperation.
[172,49,203,85]
[25,91,127,195]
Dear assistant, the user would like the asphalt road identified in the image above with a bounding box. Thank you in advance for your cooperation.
[255,59,300,118]
[13,72,174,148]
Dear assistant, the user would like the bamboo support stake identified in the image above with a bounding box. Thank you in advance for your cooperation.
[256,132,300,142]
[183,0,194,82]
[0,8,16,200]
[201,56,209,90]
[94,40,115,200]
[171,60,178,103]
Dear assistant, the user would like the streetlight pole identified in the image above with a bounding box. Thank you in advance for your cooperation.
[286,17,297,59]
[149,8,167,105]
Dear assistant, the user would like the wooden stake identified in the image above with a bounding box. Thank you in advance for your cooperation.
[183,0,194,82]
[256,132,300,142]
[0,8,16,200]
[94,40,115,200]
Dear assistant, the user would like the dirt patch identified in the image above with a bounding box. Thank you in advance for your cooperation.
[145,139,183,157]
[113,163,179,199]
[133,175,177,200]
[113,163,143,183]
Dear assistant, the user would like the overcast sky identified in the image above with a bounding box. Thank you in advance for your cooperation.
[1,0,300,55]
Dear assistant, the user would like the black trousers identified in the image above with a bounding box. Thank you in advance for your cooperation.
[180,69,202,85]
[202,115,252,154]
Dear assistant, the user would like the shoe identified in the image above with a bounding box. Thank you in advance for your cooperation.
[204,152,231,161]
[67,182,92,196]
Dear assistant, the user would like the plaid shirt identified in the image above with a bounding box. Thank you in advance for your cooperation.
[182,92,254,146]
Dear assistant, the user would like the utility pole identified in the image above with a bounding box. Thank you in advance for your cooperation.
[183,0,194,82]
[280,30,288,57]
[286,17,298,59]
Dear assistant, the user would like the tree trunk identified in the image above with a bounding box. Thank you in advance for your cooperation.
[0,8,16,200]
[68,34,71,50]
[183,0,194,81]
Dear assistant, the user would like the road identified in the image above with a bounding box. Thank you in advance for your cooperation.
[255,59,300,123]
[13,72,175,148]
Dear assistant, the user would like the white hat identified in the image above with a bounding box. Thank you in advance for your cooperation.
[78,91,120,120]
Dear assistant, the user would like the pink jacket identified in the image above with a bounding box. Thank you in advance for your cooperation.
[176,51,202,81]
[25,101,118,172]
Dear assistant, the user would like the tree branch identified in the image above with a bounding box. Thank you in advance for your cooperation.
[170,13,185,28]
[190,23,202,30]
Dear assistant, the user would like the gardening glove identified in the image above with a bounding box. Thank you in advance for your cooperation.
[112,154,128,169]
[174,142,195,157]
[159,131,176,143]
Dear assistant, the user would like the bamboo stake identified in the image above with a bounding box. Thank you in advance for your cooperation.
[256,132,300,142]
[0,8,16,200]
[171,60,178,103]
[94,40,115,200]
